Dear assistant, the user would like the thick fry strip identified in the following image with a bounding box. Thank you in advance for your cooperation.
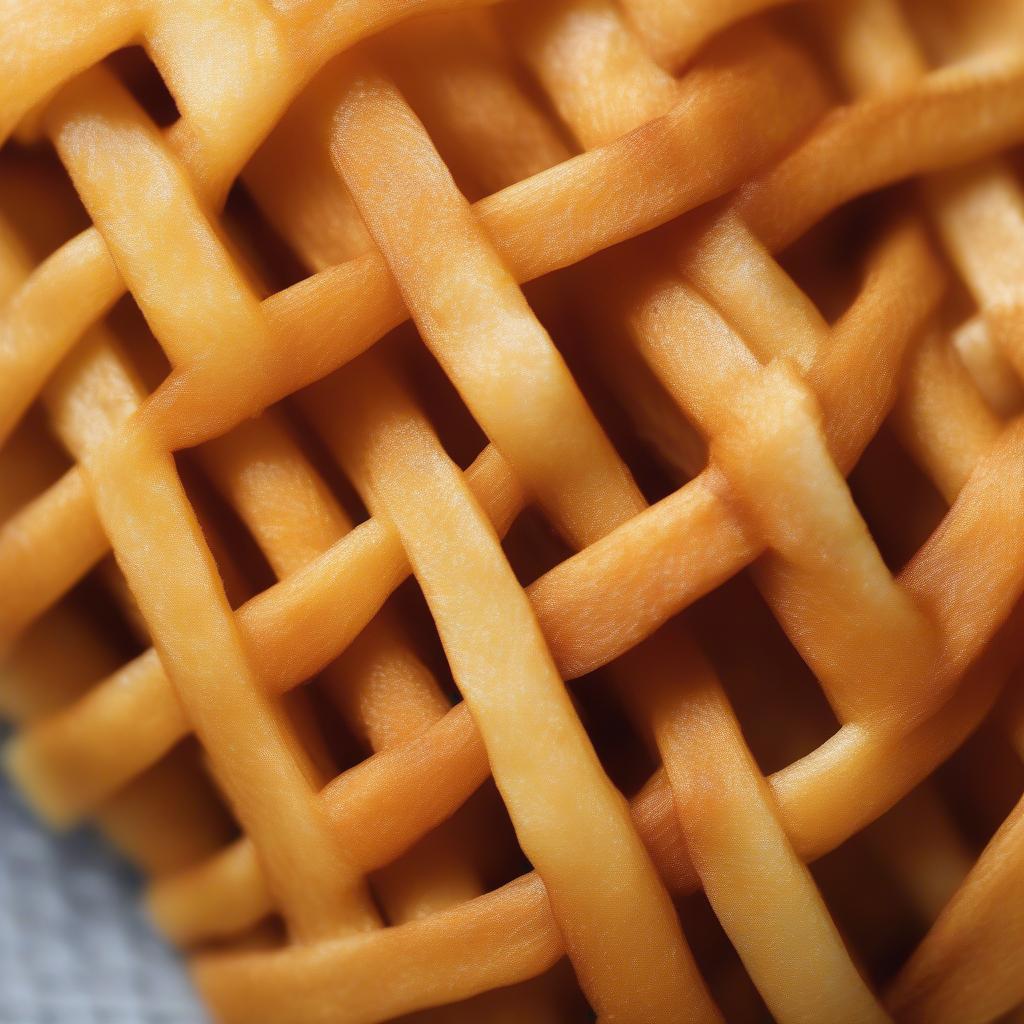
[303,357,717,1023]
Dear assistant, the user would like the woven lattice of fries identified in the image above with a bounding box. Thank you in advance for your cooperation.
[4,1,1024,1021]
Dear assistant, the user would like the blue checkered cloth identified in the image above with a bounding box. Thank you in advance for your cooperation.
[0,761,207,1024]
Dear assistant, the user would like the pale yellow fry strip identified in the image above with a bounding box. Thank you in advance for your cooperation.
[506,10,890,1016]
[621,632,888,1024]
[85,426,377,941]
[329,60,644,546]
[887,792,1024,1024]
[303,356,718,1023]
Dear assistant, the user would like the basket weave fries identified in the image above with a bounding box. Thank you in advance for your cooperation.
[4,0,1024,1021]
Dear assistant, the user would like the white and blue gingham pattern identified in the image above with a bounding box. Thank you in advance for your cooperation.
[0,756,207,1024]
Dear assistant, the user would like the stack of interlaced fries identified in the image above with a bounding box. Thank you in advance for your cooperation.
[4,1,1024,1021]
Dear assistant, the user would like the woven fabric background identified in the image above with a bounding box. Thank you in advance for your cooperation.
[0,733,206,1024]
